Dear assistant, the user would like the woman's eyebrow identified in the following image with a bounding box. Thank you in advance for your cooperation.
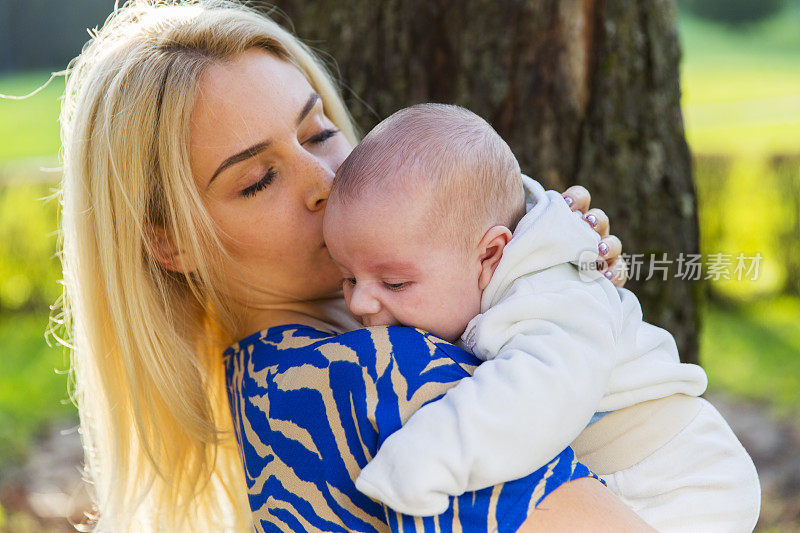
[206,92,322,190]
[207,140,271,189]
[297,92,321,126]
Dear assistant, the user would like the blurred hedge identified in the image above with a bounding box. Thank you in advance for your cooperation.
[0,182,60,312]
[695,154,800,299]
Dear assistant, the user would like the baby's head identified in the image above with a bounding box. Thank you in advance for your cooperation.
[323,103,525,342]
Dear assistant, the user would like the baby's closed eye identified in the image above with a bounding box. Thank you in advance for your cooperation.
[384,281,411,291]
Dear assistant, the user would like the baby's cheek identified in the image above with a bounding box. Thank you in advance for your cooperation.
[387,288,431,328]
[450,287,482,328]
[424,288,474,340]
[394,290,426,321]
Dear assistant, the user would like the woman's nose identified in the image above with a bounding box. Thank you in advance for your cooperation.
[348,285,381,317]
[304,157,334,212]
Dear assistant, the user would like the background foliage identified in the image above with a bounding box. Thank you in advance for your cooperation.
[0,1,798,530]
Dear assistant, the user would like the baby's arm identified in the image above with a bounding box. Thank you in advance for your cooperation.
[355,264,622,516]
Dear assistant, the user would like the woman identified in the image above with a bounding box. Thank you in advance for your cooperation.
[57,1,637,531]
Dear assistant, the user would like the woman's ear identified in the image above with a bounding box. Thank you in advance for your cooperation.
[145,225,197,274]
[477,226,513,291]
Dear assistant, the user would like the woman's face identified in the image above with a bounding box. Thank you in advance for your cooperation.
[189,49,353,306]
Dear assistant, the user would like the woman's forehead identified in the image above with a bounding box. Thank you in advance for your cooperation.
[193,49,311,136]
[189,50,313,183]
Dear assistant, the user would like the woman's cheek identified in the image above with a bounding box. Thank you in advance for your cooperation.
[328,137,354,174]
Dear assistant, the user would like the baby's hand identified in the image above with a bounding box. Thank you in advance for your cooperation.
[561,185,627,288]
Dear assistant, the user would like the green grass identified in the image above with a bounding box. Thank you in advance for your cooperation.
[678,6,800,155]
[0,312,75,471]
[0,71,64,165]
[701,296,800,415]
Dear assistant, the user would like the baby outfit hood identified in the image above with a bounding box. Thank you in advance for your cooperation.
[481,176,603,311]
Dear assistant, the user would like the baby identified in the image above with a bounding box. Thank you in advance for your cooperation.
[322,104,760,532]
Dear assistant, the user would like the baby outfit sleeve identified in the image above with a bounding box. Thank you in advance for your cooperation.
[374,327,603,532]
[356,181,622,516]
[599,287,708,411]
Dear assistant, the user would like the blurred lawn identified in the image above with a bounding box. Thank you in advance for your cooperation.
[702,296,800,416]
[679,3,800,155]
[0,313,73,471]
[0,71,64,165]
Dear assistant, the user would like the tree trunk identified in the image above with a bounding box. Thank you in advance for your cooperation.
[269,0,700,364]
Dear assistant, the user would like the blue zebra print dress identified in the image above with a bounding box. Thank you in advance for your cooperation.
[224,324,598,532]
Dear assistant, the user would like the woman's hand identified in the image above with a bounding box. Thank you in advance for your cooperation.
[561,185,628,288]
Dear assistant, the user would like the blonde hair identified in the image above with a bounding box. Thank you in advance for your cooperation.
[54,1,358,530]
[331,103,525,249]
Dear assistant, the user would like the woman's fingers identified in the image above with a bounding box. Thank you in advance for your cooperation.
[583,208,609,238]
[562,185,591,214]
[597,235,622,264]
[561,185,628,288]
[603,255,628,288]
[596,235,626,287]
[562,187,610,241]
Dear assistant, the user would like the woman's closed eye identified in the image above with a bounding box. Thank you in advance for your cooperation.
[240,168,276,198]
[238,128,337,198]
[305,128,339,145]
[343,277,357,286]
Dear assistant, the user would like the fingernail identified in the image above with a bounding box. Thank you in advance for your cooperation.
[584,213,597,228]
[563,195,574,207]
[598,242,609,256]
[604,270,614,280]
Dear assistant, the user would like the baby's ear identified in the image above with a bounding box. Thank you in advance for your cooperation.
[477,226,512,291]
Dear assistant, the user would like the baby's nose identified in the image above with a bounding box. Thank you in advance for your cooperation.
[348,285,382,317]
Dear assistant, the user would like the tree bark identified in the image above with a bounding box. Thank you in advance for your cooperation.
[269,0,700,364]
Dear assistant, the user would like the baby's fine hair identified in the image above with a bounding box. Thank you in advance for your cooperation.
[332,103,526,248]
